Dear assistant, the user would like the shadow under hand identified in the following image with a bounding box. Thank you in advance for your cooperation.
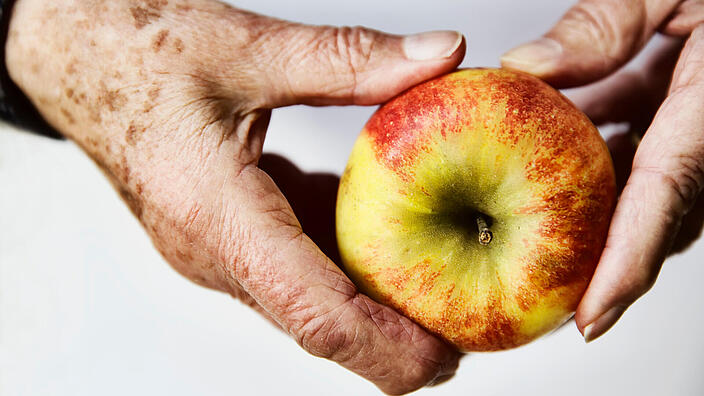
[258,153,342,265]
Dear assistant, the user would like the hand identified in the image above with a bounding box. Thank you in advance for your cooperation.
[5,0,465,392]
[500,0,704,342]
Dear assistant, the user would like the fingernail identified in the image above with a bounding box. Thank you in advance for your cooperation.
[403,30,463,61]
[500,38,562,75]
[583,305,627,343]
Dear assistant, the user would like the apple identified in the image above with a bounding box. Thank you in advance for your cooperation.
[335,68,616,351]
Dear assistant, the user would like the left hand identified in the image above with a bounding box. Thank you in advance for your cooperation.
[6,0,465,392]
[500,0,704,342]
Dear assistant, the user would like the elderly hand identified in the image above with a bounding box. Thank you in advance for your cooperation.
[501,0,704,342]
[6,0,466,392]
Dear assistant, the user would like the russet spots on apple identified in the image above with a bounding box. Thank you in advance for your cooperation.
[336,68,616,351]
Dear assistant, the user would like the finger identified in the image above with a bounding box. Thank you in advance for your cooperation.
[242,16,465,107]
[661,0,704,37]
[257,154,341,264]
[574,25,704,342]
[567,37,684,191]
[221,167,460,394]
[501,0,681,87]
[569,36,683,126]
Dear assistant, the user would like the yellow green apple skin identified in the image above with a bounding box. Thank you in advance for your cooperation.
[335,68,616,351]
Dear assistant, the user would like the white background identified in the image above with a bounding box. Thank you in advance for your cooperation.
[2,1,703,395]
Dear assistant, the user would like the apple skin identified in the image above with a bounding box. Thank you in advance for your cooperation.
[335,68,616,351]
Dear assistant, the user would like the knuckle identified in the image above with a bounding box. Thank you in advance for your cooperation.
[661,2,704,37]
[294,302,359,360]
[334,26,376,68]
[331,25,378,97]
[632,154,704,213]
[559,0,645,66]
[349,296,452,386]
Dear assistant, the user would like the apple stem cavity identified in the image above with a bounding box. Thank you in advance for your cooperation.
[476,215,493,246]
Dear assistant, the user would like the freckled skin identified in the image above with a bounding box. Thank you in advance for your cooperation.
[337,68,616,351]
[6,0,277,294]
[152,29,170,51]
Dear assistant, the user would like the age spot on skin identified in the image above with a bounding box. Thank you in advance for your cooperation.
[148,86,160,100]
[119,154,131,184]
[98,82,127,112]
[125,122,145,146]
[143,86,161,112]
[173,38,184,53]
[130,0,168,29]
[86,137,99,149]
[131,7,158,29]
[65,61,77,75]
[152,29,169,52]
[60,108,75,124]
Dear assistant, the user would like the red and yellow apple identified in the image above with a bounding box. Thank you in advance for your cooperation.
[335,68,616,351]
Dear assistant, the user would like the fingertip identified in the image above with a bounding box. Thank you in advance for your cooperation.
[500,37,562,77]
[350,32,466,106]
[580,305,627,343]
[402,30,464,61]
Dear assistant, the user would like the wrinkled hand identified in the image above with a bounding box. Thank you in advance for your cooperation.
[501,0,704,342]
[6,0,466,392]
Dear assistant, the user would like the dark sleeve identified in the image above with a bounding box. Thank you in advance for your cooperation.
[0,0,64,140]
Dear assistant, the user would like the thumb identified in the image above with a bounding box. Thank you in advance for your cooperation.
[500,0,680,87]
[250,20,465,107]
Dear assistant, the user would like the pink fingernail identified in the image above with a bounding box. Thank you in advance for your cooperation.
[403,31,463,61]
[500,38,562,75]
[583,305,627,343]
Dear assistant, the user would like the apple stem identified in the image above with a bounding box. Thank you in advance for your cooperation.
[476,216,493,245]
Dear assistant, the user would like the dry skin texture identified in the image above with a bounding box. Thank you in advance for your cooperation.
[337,68,616,351]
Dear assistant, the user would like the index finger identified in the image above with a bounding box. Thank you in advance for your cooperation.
[225,166,460,395]
[501,0,681,87]
[575,25,704,342]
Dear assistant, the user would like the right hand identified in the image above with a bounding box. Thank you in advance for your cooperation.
[5,0,466,393]
[500,0,704,343]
